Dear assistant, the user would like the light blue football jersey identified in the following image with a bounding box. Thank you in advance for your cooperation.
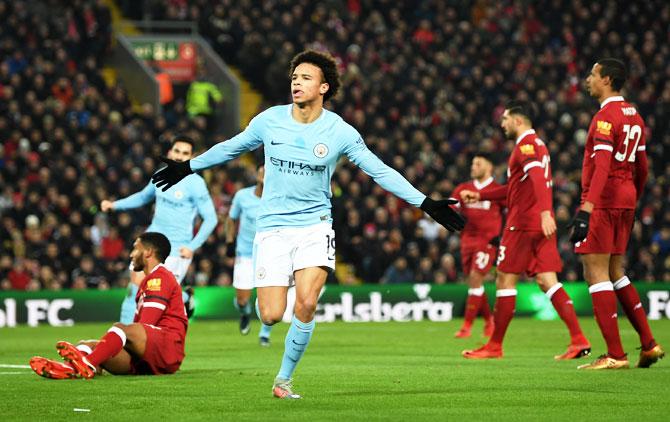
[190,104,426,231]
[113,173,217,256]
[229,185,260,257]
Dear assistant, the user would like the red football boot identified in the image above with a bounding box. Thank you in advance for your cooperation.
[454,325,472,339]
[29,356,78,379]
[56,341,96,379]
[555,342,592,360]
[462,343,503,359]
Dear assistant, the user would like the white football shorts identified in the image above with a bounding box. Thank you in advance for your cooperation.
[232,256,254,290]
[253,223,335,288]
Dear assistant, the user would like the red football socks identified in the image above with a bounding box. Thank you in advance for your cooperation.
[589,282,625,359]
[463,288,484,327]
[480,292,492,319]
[546,284,588,345]
[613,276,656,350]
[489,289,516,346]
[87,326,127,367]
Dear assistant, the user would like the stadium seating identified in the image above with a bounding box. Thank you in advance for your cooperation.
[2,0,669,291]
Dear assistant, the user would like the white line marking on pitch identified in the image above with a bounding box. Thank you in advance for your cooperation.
[0,372,31,375]
[0,364,31,369]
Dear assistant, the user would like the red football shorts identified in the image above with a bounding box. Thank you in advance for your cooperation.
[574,208,634,255]
[461,243,497,275]
[496,229,562,276]
[130,324,185,375]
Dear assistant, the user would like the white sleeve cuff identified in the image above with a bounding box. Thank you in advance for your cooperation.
[593,144,614,152]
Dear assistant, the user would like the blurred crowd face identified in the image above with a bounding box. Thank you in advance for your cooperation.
[291,62,328,106]
[585,63,606,101]
[167,141,193,162]
[470,156,492,181]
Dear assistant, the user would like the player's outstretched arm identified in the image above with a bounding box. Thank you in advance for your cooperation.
[152,157,193,191]
[420,197,466,232]
[110,181,157,211]
[344,134,464,231]
[153,118,264,191]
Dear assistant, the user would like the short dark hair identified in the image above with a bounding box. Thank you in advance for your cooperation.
[289,50,341,102]
[171,134,195,150]
[473,152,494,164]
[505,100,535,125]
[138,232,171,263]
[596,58,627,91]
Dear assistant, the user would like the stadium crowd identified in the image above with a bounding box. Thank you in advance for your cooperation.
[0,0,248,290]
[2,0,669,291]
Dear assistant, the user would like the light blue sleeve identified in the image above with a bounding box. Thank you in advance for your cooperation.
[186,178,218,251]
[229,190,241,220]
[190,115,264,172]
[113,182,156,211]
[342,128,426,207]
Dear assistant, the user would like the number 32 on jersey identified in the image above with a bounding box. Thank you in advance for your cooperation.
[614,124,642,162]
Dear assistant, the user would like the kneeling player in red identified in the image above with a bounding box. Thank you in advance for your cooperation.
[460,101,591,361]
[29,232,188,379]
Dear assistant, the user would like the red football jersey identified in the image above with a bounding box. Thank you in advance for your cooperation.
[581,96,646,209]
[503,129,553,231]
[134,264,188,341]
[451,178,504,247]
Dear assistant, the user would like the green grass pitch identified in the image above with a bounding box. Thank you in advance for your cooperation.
[1,318,668,420]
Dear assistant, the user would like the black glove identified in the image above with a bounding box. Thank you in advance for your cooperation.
[151,157,193,191]
[568,210,590,243]
[420,197,466,232]
[488,236,501,248]
[225,242,236,258]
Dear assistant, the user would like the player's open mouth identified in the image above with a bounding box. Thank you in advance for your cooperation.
[293,89,303,95]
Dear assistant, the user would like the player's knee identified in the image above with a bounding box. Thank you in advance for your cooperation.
[495,274,515,290]
[260,313,282,326]
[609,265,625,282]
[112,322,144,343]
[535,278,552,292]
[258,306,283,325]
[294,299,317,320]
[583,265,607,283]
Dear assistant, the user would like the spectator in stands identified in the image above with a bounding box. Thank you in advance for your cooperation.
[381,257,414,285]
[185,67,223,133]
[8,258,31,290]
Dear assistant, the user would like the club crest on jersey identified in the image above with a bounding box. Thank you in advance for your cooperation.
[146,278,162,291]
[313,143,329,158]
[174,190,184,199]
[520,144,535,155]
[596,120,612,136]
